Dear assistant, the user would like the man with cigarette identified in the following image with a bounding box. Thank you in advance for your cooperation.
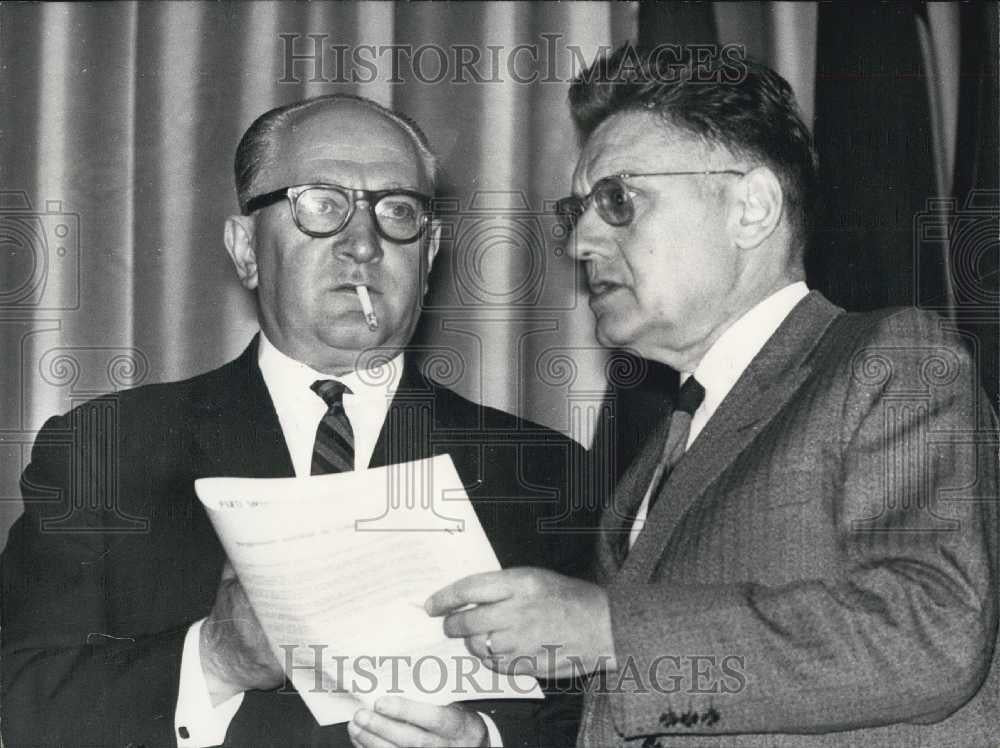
[427,46,1000,745]
[2,94,592,747]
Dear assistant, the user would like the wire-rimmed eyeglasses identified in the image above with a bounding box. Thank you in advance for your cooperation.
[555,170,746,231]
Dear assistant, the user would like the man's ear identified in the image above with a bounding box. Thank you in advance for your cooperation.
[729,166,783,250]
[423,219,442,292]
[224,215,259,290]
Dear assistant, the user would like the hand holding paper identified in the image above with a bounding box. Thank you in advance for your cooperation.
[348,697,488,748]
[200,561,284,705]
[195,455,541,726]
[426,567,618,680]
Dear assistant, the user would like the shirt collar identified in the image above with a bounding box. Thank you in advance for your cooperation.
[686,282,809,417]
[257,330,403,409]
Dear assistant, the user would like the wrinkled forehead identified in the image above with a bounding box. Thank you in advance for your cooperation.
[263,103,428,191]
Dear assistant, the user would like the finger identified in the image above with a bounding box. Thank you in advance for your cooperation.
[441,600,511,638]
[425,571,512,615]
[465,632,515,669]
[373,696,464,736]
[347,726,366,748]
[347,717,397,748]
[479,628,515,658]
[462,632,492,660]
[466,630,536,675]
[352,706,433,747]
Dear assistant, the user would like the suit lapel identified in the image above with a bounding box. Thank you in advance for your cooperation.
[193,349,435,478]
[620,292,844,577]
[190,336,295,480]
[595,414,672,578]
[368,357,438,469]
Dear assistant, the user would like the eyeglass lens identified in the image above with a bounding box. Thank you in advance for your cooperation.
[593,178,633,226]
[295,187,424,241]
[556,177,634,233]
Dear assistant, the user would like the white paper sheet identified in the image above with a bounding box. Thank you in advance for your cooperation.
[195,454,541,725]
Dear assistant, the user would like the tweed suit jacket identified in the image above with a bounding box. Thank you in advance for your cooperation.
[579,292,999,747]
[2,337,594,748]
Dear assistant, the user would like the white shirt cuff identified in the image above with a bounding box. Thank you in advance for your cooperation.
[478,711,504,747]
[175,618,245,747]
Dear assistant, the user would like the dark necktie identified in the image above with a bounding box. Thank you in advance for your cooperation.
[310,379,355,475]
[646,375,705,511]
[623,375,706,556]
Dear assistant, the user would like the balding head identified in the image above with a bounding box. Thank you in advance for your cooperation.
[234,94,438,214]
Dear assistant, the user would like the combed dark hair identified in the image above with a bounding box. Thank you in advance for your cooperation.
[569,45,819,248]
[234,93,438,214]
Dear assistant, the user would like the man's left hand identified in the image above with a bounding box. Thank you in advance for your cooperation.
[348,697,487,748]
[425,567,616,680]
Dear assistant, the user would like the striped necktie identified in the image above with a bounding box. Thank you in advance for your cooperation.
[310,379,355,475]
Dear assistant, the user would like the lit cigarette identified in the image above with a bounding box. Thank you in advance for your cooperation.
[355,285,379,331]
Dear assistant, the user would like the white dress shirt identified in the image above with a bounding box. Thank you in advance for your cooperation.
[628,282,809,547]
[258,331,404,477]
[174,333,502,747]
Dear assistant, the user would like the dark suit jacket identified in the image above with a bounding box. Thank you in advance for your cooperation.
[580,292,999,747]
[2,338,595,747]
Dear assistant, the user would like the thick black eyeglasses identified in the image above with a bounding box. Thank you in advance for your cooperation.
[243,183,432,243]
[555,170,746,231]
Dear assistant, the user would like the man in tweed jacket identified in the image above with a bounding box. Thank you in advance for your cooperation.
[427,46,999,746]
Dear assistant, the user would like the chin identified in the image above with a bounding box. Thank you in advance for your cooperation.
[318,322,381,349]
[594,318,639,352]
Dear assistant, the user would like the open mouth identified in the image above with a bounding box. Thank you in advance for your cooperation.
[588,279,621,298]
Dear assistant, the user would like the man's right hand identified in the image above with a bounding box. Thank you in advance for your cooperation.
[199,561,284,705]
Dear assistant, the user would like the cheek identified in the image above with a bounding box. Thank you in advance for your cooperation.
[384,251,426,296]
[257,229,314,285]
[630,257,707,325]
[268,257,314,309]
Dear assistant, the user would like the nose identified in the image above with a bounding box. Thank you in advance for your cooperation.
[335,200,382,264]
[564,206,607,264]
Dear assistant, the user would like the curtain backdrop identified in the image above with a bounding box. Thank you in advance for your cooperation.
[0,1,640,539]
[0,2,990,542]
